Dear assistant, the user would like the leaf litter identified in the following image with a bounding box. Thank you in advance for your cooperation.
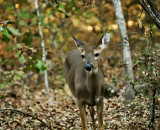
[0,83,159,130]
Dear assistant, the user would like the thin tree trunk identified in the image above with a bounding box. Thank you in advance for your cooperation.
[11,0,20,43]
[112,0,135,105]
[35,0,49,94]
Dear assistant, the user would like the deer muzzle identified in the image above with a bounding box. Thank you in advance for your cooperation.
[85,56,94,71]
[85,63,94,71]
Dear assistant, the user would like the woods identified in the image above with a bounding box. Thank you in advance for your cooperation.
[0,0,160,129]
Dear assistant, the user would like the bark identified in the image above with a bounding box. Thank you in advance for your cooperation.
[138,0,160,30]
[112,0,135,105]
[147,0,160,18]
[35,0,49,94]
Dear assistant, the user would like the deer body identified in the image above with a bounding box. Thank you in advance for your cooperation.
[64,32,110,130]
[64,49,104,106]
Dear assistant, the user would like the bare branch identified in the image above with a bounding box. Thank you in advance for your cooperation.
[11,0,19,29]
[0,108,52,130]
[138,0,160,29]
[147,0,160,18]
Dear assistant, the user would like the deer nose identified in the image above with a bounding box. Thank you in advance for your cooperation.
[85,64,94,71]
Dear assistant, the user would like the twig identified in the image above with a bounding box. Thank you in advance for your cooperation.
[147,0,160,19]
[46,26,57,47]
[0,108,52,129]
[0,19,15,26]
[109,43,142,60]
[11,0,20,43]
[11,0,19,29]
[51,31,57,47]
[35,0,49,94]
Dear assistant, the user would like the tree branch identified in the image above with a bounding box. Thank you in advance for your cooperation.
[147,0,160,19]
[138,0,160,29]
[0,108,52,129]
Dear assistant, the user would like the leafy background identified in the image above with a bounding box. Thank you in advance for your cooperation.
[0,0,160,129]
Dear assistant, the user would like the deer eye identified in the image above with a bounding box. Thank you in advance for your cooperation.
[81,55,85,58]
[95,53,99,57]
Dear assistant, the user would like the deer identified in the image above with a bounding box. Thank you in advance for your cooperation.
[64,32,110,130]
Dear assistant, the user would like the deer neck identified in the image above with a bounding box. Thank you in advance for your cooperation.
[86,67,100,91]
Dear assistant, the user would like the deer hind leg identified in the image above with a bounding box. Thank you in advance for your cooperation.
[89,106,96,130]
[78,103,87,130]
[96,98,104,130]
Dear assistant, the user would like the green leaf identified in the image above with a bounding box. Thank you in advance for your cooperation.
[2,35,10,43]
[58,4,65,11]
[22,33,33,45]
[16,44,21,49]
[7,44,14,52]
[34,59,47,74]
[8,26,21,36]
[19,0,27,4]
[39,67,46,74]
[35,60,43,69]
[19,20,28,27]
[24,63,31,72]
[153,25,157,30]
[1,80,9,88]
[16,50,22,55]
[3,28,11,38]
[86,12,93,18]
[19,54,27,63]
[14,74,21,80]
[19,12,29,19]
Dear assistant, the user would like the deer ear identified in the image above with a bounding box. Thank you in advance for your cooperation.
[72,36,84,48]
[96,32,110,50]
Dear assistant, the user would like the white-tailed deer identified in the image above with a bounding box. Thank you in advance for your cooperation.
[64,32,110,130]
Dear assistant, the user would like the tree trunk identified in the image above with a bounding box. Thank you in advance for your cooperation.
[112,0,135,105]
[35,0,49,94]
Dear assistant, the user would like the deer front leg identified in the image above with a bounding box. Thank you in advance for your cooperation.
[78,103,87,130]
[89,106,96,130]
[96,98,104,130]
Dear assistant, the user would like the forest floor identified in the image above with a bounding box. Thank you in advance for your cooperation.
[0,82,160,130]
[0,54,160,130]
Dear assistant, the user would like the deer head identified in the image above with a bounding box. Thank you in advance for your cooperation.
[72,32,110,73]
